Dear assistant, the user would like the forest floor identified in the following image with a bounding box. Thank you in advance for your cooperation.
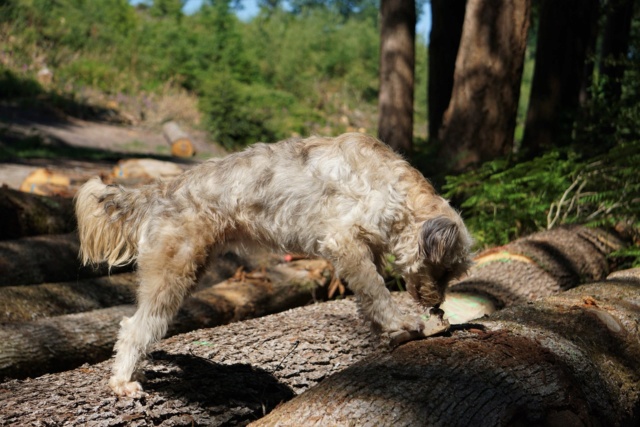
[0,103,227,191]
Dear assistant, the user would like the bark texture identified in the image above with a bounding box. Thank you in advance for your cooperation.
[0,233,128,286]
[377,0,416,155]
[0,187,75,240]
[0,253,243,322]
[428,0,466,140]
[0,260,333,380]
[437,0,531,172]
[521,0,599,155]
[600,0,635,101]
[451,225,625,307]
[1,273,638,426]
[255,272,640,426]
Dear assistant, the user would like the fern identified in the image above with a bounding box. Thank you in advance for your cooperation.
[444,141,640,267]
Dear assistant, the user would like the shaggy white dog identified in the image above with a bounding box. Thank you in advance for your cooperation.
[75,133,472,397]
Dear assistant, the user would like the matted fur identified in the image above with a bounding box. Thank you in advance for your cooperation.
[75,133,472,397]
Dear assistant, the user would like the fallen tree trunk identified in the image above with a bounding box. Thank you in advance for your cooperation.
[255,270,640,426]
[0,270,638,426]
[440,225,625,324]
[0,259,332,379]
[0,253,246,322]
[0,232,130,286]
[449,225,625,308]
[0,186,75,240]
[0,272,137,322]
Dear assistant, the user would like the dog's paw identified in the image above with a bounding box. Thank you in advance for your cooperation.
[388,311,450,347]
[109,376,145,398]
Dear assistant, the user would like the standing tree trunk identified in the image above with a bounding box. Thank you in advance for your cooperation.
[378,0,416,156]
[427,0,466,140]
[437,0,531,173]
[600,0,635,101]
[521,0,599,157]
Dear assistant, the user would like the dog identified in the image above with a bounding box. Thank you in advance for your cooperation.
[75,132,472,397]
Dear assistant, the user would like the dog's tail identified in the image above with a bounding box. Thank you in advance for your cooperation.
[75,177,144,267]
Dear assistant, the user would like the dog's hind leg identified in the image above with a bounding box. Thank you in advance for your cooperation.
[108,234,208,397]
[319,234,425,336]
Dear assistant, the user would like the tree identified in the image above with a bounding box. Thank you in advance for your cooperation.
[521,0,599,157]
[377,0,416,155]
[599,0,636,101]
[437,0,531,173]
[427,0,466,140]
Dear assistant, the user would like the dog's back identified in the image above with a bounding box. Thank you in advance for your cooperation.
[169,133,448,256]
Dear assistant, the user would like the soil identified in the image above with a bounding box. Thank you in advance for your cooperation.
[0,105,227,190]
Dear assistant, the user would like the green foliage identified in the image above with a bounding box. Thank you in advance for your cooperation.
[0,0,390,147]
[444,141,640,265]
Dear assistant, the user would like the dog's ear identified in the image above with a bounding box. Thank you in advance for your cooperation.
[420,216,461,266]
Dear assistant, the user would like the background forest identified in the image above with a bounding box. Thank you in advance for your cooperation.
[0,0,638,262]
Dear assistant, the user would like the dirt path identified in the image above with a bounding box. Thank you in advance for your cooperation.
[0,106,226,190]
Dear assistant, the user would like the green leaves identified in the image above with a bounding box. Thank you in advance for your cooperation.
[444,142,640,256]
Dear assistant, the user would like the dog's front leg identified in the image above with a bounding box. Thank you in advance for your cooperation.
[321,236,425,336]
[109,245,200,397]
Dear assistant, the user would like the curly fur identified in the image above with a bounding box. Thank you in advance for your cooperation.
[75,133,472,396]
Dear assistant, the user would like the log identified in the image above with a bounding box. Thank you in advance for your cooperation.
[0,271,637,426]
[19,168,72,197]
[163,121,195,157]
[255,271,640,426]
[0,273,137,322]
[109,158,185,187]
[0,253,245,322]
[0,186,75,240]
[0,233,130,286]
[0,259,333,380]
[448,225,625,309]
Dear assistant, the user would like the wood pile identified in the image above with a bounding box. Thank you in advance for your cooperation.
[0,218,635,426]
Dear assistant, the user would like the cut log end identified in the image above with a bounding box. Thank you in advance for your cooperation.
[170,138,195,157]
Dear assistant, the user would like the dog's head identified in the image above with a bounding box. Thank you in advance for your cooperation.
[407,215,473,308]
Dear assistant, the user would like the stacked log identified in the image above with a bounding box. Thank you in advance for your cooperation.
[0,186,75,239]
[0,259,334,379]
[0,269,637,426]
[0,233,128,286]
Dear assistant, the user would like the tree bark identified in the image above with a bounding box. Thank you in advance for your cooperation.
[437,0,531,173]
[1,271,638,426]
[377,0,416,155]
[0,259,333,380]
[427,0,466,140]
[450,225,625,309]
[255,272,640,426]
[0,233,130,286]
[0,253,243,322]
[600,0,635,101]
[521,0,599,156]
[0,187,75,240]
[0,273,138,323]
